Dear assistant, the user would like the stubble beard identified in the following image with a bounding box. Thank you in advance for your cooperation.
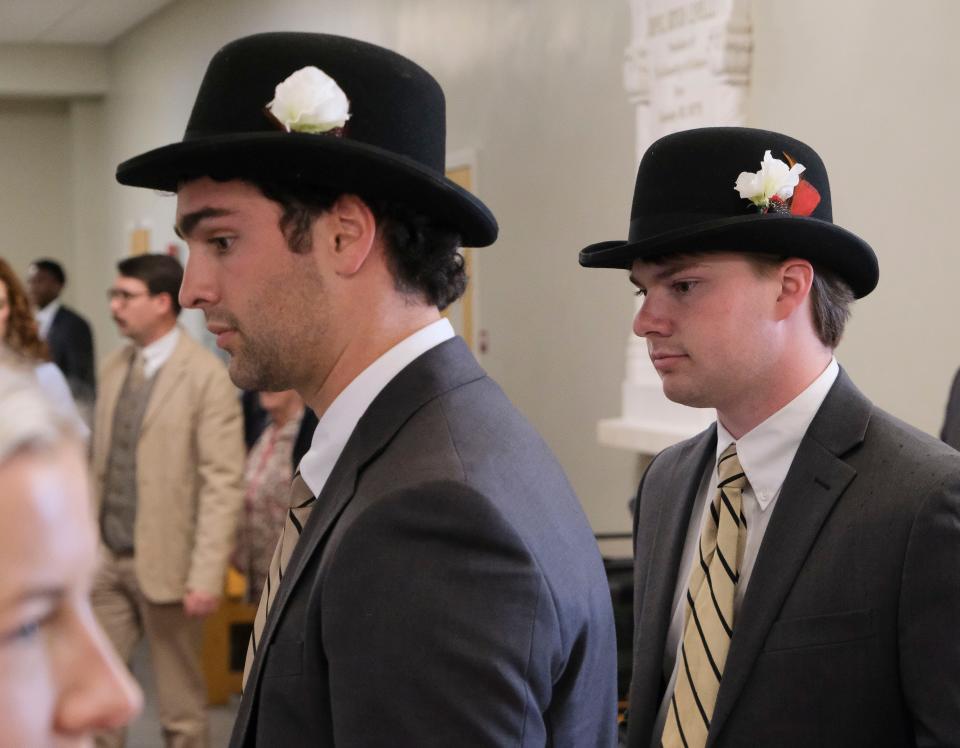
[227,329,299,392]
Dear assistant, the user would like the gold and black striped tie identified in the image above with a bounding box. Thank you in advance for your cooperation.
[662,443,749,748]
[242,472,316,688]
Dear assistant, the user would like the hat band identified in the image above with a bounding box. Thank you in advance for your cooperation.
[628,212,735,242]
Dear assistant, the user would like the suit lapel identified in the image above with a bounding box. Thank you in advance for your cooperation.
[708,370,871,742]
[629,426,715,745]
[233,337,485,739]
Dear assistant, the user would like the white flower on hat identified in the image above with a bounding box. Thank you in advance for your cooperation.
[734,150,806,209]
[267,66,350,134]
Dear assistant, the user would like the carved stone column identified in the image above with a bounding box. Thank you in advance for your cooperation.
[599,0,752,455]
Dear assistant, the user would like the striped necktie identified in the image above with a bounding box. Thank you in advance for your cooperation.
[662,443,749,747]
[243,471,316,687]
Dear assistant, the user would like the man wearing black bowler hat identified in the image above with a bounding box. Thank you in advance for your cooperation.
[580,127,960,747]
[117,33,617,747]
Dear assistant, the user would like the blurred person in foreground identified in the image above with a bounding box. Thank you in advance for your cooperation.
[0,356,141,746]
[580,127,960,747]
[117,32,617,747]
[232,389,305,602]
[28,258,97,409]
[91,253,244,748]
[0,257,87,438]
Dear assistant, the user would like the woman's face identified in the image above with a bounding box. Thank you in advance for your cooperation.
[0,278,9,340]
[0,442,141,746]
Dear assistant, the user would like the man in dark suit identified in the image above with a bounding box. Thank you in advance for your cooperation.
[28,258,96,405]
[116,33,617,746]
[580,127,960,747]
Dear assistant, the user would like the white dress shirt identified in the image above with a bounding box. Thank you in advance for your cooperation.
[34,299,61,340]
[139,325,181,379]
[653,358,840,737]
[298,318,455,497]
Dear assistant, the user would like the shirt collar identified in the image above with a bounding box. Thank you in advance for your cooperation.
[298,318,455,496]
[138,325,181,379]
[35,299,61,337]
[716,357,839,510]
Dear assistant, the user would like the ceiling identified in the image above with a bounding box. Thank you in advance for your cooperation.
[0,0,176,44]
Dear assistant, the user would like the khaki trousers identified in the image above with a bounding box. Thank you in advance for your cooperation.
[92,549,208,748]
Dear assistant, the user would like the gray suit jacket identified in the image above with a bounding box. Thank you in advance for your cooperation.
[627,370,960,747]
[230,337,618,747]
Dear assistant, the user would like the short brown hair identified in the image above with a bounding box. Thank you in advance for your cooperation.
[746,254,853,348]
[117,254,184,316]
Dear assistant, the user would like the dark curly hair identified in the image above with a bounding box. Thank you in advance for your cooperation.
[194,171,466,310]
[0,257,49,362]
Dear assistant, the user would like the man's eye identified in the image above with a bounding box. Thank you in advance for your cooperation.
[673,280,697,294]
[633,288,647,297]
[210,236,234,252]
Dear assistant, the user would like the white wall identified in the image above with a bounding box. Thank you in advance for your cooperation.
[67,0,960,531]
[749,0,960,435]
[0,99,72,290]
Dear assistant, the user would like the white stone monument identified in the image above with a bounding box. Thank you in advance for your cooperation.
[598,0,752,455]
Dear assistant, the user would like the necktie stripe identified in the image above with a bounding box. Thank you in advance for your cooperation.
[717,471,746,488]
[715,546,739,585]
[669,695,690,748]
[679,644,711,728]
[289,510,304,535]
[686,592,723,680]
[719,489,741,526]
[662,444,750,747]
[696,548,733,636]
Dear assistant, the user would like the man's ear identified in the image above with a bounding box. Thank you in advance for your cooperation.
[322,194,377,276]
[775,258,815,320]
[154,291,174,317]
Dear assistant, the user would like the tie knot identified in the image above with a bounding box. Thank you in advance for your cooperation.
[288,472,315,509]
[717,443,748,490]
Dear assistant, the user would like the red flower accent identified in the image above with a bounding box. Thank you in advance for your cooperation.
[789,179,821,217]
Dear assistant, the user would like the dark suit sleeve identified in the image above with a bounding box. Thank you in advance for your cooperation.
[322,481,556,746]
[899,475,960,744]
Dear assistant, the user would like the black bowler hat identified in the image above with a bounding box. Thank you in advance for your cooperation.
[116,32,497,247]
[579,127,878,298]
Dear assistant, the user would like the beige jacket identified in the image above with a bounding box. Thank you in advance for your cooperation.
[92,328,244,603]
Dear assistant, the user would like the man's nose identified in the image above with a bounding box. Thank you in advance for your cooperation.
[179,251,217,310]
[633,295,669,338]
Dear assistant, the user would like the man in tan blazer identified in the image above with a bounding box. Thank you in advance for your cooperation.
[91,254,244,748]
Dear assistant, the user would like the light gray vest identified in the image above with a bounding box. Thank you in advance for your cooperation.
[100,352,158,554]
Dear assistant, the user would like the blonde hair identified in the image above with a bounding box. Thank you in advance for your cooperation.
[0,349,80,463]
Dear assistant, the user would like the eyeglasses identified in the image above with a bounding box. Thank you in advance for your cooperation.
[106,289,150,303]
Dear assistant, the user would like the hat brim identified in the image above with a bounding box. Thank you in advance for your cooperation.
[116,132,498,248]
[579,213,878,298]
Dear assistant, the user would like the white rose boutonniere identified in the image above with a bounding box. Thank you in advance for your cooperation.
[267,66,351,134]
[733,149,822,217]
[734,150,805,210]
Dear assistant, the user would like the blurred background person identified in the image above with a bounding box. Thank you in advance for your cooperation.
[0,355,142,746]
[232,389,305,603]
[27,258,97,414]
[0,257,88,439]
[91,254,244,748]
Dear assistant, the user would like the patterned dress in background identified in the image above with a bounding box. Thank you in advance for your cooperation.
[232,410,305,603]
